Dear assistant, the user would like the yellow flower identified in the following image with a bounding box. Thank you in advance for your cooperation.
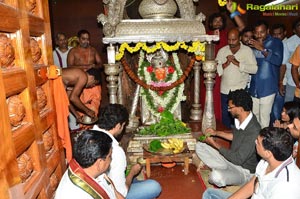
[114,41,206,61]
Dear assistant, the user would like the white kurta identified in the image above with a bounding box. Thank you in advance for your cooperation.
[55,170,116,199]
[216,43,257,94]
[53,47,71,68]
[93,126,128,197]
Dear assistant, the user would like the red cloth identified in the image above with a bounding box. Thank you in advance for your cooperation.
[200,30,228,122]
[79,85,101,129]
[69,159,110,199]
[52,76,72,162]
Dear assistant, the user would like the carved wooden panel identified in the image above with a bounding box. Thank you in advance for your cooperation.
[0,0,66,199]
[7,95,26,127]
[36,86,47,112]
[30,37,44,65]
[43,130,54,157]
[0,33,15,68]
[17,150,33,183]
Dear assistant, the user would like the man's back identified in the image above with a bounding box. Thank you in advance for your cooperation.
[62,67,86,87]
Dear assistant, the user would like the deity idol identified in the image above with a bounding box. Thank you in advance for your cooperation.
[148,49,168,81]
[140,49,184,125]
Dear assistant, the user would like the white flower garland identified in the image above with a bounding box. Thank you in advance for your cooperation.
[138,50,186,117]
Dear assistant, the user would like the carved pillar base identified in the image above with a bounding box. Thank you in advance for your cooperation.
[126,85,141,132]
[126,116,140,132]
[201,60,217,132]
[104,63,120,104]
[190,61,202,121]
[117,64,124,104]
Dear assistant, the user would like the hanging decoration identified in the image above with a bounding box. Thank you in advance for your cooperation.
[116,41,205,61]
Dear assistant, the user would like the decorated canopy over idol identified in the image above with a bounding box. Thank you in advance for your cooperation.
[98,0,219,129]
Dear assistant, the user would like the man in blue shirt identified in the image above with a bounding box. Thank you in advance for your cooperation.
[248,20,283,128]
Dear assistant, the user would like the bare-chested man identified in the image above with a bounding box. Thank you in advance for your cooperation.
[67,29,102,70]
[67,29,102,129]
[62,67,101,123]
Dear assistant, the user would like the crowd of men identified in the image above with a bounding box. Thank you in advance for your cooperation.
[197,8,300,198]
[51,0,300,197]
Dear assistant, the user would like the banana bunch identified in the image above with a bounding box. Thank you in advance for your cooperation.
[161,138,184,154]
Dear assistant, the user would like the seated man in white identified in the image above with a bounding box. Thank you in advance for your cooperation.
[55,130,124,199]
[93,104,161,199]
[203,127,300,199]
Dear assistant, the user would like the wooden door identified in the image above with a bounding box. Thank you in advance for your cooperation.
[0,0,66,198]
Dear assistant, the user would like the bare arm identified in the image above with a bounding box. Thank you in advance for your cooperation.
[66,89,82,121]
[292,64,300,89]
[205,128,234,141]
[104,175,125,199]
[226,0,245,31]
[233,15,245,32]
[115,191,125,199]
[203,128,233,150]
[279,64,286,95]
[125,164,142,189]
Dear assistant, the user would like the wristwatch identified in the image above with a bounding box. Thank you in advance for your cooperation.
[261,48,268,52]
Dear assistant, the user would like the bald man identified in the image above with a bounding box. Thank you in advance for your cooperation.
[62,67,101,124]
[216,28,258,128]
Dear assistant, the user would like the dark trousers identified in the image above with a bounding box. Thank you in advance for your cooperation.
[270,91,284,126]
[221,93,233,128]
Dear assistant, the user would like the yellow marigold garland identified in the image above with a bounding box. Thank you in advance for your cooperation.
[115,41,205,61]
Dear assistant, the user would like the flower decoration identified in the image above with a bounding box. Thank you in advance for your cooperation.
[138,51,186,117]
[158,91,164,96]
[168,66,175,74]
[116,41,205,61]
[147,66,154,73]
[158,106,164,113]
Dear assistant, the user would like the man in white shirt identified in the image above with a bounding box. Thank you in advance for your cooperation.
[53,33,71,68]
[216,28,257,128]
[202,127,300,199]
[55,130,124,199]
[93,104,161,199]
